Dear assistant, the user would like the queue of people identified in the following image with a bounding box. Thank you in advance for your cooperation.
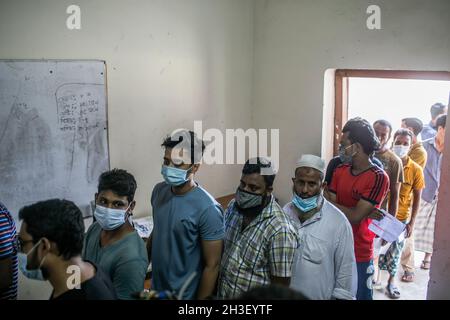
[0,103,447,300]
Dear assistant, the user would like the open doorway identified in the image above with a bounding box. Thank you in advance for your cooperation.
[324,69,450,300]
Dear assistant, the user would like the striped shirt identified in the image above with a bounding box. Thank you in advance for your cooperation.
[217,196,299,299]
[0,202,18,300]
[329,164,389,262]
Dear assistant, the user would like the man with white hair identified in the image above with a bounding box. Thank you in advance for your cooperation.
[284,154,356,300]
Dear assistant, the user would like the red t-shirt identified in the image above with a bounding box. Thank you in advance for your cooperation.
[329,164,389,262]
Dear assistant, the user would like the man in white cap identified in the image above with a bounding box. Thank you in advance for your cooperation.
[284,154,356,300]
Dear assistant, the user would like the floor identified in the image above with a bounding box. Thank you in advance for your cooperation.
[373,251,429,300]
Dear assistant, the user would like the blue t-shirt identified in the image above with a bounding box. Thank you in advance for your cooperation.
[151,182,225,299]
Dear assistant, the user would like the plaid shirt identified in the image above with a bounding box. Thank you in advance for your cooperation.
[217,196,299,299]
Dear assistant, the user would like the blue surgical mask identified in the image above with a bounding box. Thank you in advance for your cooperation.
[338,144,355,164]
[18,240,46,281]
[161,165,192,186]
[94,204,130,231]
[292,193,319,213]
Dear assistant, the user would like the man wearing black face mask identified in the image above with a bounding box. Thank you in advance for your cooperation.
[217,157,298,299]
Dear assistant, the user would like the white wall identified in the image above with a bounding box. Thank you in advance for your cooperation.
[253,0,450,205]
[0,0,254,219]
[3,0,450,300]
[0,0,254,299]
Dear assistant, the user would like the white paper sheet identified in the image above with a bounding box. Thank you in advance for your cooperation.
[369,212,406,242]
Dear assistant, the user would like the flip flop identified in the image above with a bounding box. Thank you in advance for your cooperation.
[386,284,401,299]
[421,260,431,270]
[401,271,414,282]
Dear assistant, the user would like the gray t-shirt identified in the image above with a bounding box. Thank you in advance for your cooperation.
[151,182,225,299]
[82,222,149,300]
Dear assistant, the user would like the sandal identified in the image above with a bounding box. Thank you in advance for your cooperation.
[421,260,431,270]
[386,284,401,299]
[401,271,415,282]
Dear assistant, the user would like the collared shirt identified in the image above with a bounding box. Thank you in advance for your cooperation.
[421,122,437,141]
[397,157,425,221]
[422,138,442,203]
[408,142,427,169]
[284,197,355,300]
[217,196,299,299]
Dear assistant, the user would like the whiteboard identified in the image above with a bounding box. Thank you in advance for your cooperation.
[0,60,109,220]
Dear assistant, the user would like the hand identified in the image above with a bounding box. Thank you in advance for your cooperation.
[368,208,384,221]
[405,223,414,238]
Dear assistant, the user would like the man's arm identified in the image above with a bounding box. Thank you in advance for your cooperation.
[0,257,13,290]
[332,225,355,300]
[197,239,223,299]
[324,185,384,223]
[327,195,379,224]
[268,229,297,288]
[387,182,401,216]
[406,189,422,238]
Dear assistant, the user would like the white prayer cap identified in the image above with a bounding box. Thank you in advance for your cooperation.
[295,154,325,174]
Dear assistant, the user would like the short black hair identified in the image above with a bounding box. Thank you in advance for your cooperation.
[401,117,423,136]
[393,128,414,143]
[98,168,137,203]
[19,199,84,260]
[436,114,446,129]
[430,103,446,120]
[242,157,276,188]
[342,117,380,155]
[162,130,205,164]
[373,119,392,136]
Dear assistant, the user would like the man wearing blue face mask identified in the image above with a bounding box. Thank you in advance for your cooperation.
[324,117,390,300]
[283,155,355,300]
[18,199,117,299]
[217,157,298,299]
[83,169,148,299]
[148,130,224,300]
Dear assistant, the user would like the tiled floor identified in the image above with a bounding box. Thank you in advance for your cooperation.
[373,251,429,300]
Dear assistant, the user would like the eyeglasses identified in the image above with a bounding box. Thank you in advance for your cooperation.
[17,236,34,253]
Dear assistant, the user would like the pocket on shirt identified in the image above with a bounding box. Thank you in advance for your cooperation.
[301,234,327,264]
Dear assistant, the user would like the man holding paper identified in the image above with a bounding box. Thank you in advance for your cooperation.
[378,129,424,299]
[324,118,389,300]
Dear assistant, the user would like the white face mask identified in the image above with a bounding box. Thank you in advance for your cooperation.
[94,204,131,231]
[393,145,410,159]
